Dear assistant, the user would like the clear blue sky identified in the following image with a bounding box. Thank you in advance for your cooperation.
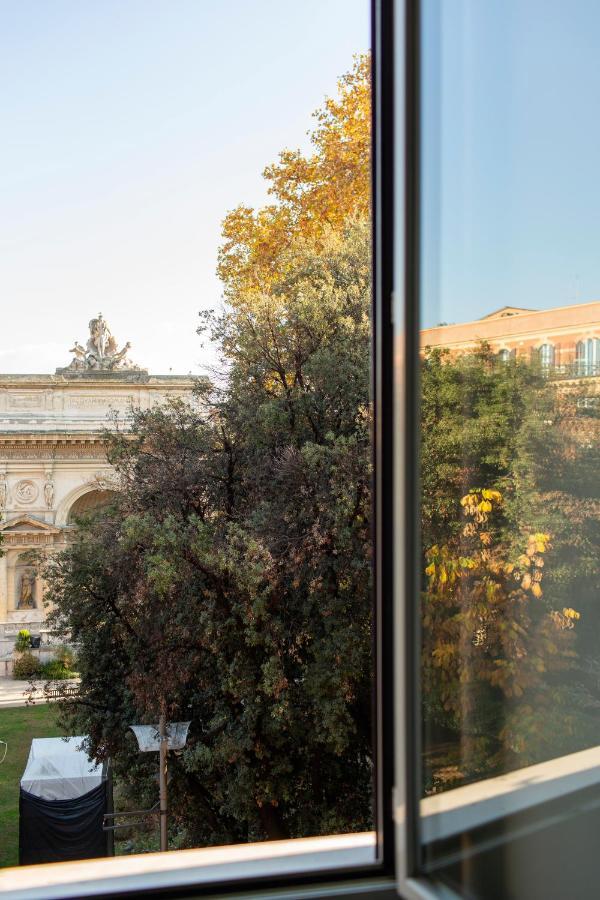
[421,0,600,328]
[0,0,369,373]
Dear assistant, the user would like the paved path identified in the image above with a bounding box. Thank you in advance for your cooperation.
[0,677,79,709]
[0,678,48,708]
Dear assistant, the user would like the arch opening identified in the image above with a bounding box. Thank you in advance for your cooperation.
[67,489,117,524]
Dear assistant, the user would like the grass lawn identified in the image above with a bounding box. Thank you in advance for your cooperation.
[0,704,64,869]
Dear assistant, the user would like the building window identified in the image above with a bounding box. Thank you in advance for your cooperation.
[576,338,600,376]
[3,1,387,896]
[497,348,515,363]
[538,343,555,368]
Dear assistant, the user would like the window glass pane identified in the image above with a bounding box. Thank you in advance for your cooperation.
[419,2,600,896]
[0,0,375,875]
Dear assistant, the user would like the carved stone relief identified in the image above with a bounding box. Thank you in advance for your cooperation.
[94,470,120,491]
[14,480,39,505]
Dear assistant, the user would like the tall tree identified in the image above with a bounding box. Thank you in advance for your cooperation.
[45,56,374,846]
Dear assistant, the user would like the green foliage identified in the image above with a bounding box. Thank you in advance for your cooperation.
[39,659,77,680]
[14,629,31,652]
[421,349,600,789]
[13,652,41,680]
[43,224,373,845]
[51,644,77,671]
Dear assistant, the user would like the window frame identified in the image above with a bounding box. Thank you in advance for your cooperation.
[394,2,600,897]
[3,2,404,898]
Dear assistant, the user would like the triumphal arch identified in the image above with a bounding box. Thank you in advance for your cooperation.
[0,316,196,658]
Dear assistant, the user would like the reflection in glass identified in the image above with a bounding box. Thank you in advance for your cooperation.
[419,2,600,896]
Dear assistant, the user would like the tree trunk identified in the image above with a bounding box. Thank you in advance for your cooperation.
[258,802,289,841]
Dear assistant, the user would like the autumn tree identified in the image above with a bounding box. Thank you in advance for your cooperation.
[424,488,582,785]
[218,54,370,298]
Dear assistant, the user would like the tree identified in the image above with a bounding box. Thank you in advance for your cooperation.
[217,54,370,298]
[421,350,600,791]
[44,54,373,843]
[46,320,372,843]
[423,488,581,784]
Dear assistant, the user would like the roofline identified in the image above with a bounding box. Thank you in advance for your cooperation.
[0,373,203,384]
[422,299,600,337]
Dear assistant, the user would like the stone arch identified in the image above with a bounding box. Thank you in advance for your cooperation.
[68,489,117,523]
[55,483,118,527]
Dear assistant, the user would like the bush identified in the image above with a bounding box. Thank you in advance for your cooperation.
[39,659,77,680]
[13,652,41,680]
[14,629,31,653]
[53,644,77,670]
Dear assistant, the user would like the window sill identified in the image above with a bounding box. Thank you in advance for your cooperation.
[1,832,378,900]
[420,744,600,843]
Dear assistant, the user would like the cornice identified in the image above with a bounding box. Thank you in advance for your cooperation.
[0,433,106,445]
[0,373,201,388]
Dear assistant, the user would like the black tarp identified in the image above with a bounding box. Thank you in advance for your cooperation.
[19,782,109,865]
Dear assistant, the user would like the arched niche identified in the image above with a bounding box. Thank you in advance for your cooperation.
[8,552,43,613]
[67,489,117,524]
[55,484,118,527]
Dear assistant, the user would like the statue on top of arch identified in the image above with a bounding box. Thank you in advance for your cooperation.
[65,314,140,372]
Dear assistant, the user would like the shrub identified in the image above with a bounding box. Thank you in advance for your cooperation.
[13,652,41,680]
[39,659,77,680]
[53,644,77,670]
[14,629,31,652]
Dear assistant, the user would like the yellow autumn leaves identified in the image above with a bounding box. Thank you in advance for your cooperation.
[428,488,582,622]
[218,54,371,299]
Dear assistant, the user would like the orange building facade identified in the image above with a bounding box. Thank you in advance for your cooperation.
[420,301,600,377]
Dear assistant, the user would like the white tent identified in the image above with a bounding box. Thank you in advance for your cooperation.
[20,736,103,801]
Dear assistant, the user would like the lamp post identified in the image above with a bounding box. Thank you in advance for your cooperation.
[103,719,191,852]
[158,715,168,852]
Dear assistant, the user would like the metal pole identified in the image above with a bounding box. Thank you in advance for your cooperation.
[159,714,168,852]
[106,758,115,857]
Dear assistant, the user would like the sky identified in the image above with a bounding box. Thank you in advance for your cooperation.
[421,0,600,328]
[0,0,369,374]
[4,2,599,371]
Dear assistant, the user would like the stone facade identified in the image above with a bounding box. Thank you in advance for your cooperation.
[0,319,198,660]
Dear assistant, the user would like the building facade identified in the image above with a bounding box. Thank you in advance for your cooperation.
[421,301,600,377]
[0,317,196,661]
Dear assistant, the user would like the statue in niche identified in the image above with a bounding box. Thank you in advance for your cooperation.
[44,475,55,509]
[18,571,36,610]
[0,476,7,510]
[63,314,139,372]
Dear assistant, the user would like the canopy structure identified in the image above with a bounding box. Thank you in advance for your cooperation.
[19,737,111,865]
[21,736,103,801]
